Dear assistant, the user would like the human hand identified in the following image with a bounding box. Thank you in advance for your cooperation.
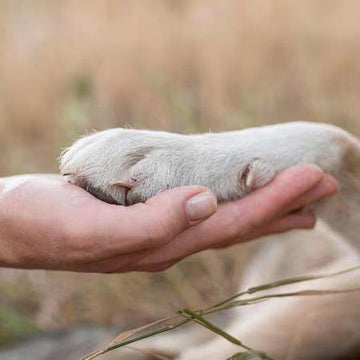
[0,164,337,272]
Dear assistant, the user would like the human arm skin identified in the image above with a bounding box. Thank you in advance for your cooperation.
[0,164,338,273]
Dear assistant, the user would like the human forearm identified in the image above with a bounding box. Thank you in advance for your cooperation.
[0,176,17,267]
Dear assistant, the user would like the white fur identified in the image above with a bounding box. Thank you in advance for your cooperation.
[60,122,360,359]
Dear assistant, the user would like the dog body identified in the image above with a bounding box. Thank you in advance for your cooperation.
[60,122,360,359]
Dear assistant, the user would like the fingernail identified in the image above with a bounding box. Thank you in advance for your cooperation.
[185,191,217,222]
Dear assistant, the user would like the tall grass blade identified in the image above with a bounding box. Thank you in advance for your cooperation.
[82,315,189,360]
[211,265,360,309]
[179,308,251,349]
[82,266,360,360]
[226,351,271,360]
[206,287,360,314]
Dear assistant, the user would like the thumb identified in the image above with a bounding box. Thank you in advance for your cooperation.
[132,186,218,247]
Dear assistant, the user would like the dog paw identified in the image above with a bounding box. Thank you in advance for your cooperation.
[59,129,276,205]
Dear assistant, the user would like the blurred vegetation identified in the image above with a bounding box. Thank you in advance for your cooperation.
[1,0,360,350]
[0,304,40,346]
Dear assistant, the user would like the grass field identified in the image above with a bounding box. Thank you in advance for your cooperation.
[1,0,360,350]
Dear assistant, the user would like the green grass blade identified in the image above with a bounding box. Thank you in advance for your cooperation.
[82,266,360,360]
[211,265,360,309]
[206,287,360,314]
[226,350,272,360]
[82,315,189,360]
[179,308,250,349]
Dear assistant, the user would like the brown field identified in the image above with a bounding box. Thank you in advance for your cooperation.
[1,0,360,353]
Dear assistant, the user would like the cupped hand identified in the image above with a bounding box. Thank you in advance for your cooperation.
[0,164,338,272]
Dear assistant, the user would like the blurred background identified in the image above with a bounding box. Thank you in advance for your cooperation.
[1,0,360,359]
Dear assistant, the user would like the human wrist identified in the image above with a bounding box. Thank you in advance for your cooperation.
[0,176,5,195]
[0,177,12,267]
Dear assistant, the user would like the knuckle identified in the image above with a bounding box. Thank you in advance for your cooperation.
[221,210,260,242]
[222,211,243,239]
[143,218,176,246]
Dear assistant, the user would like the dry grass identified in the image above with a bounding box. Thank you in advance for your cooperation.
[1,0,360,348]
[83,266,360,360]
[2,0,360,175]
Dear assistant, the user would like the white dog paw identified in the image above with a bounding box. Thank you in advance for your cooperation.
[59,129,276,205]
